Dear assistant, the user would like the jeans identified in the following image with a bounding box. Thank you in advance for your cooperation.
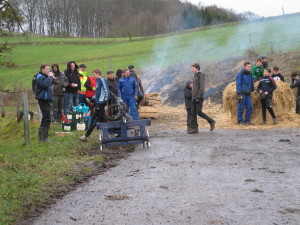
[38,100,51,128]
[237,95,252,123]
[190,98,214,128]
[64,92,79,114]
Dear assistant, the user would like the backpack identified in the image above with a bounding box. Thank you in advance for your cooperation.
[32,73,39,93]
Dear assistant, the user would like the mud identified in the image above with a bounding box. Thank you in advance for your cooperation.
[30,127,300,225]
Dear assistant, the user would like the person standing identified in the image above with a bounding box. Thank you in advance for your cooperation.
[35,64,55,142]
[236,62,254,125]
[84,70,99,100]
[260,55,268,68]
[189,63,215,134]
[257,68,278,124]
[128,65,145,108]
[271,66,285,82]
[290,71,300,114]
[78,64,88,104]
[51,64,68,122]
[64,61,81,114]
[106,70,118,104]
[117,69,138,120]
[251,59,264,81]
[80,69,110,141]
[184,80,193,133]
[115,69,123,83]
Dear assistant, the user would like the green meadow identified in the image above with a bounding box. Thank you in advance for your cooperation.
[1,14,300,89]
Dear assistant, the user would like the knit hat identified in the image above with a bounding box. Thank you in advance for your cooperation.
[186,80,192,86]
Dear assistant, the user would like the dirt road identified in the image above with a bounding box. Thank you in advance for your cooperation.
[32,128,300,225]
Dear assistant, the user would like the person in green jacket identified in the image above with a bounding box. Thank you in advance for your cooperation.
[78,64,88,104]
[251,59,264,81]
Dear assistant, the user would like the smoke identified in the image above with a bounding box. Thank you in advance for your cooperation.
[137,13,300,104]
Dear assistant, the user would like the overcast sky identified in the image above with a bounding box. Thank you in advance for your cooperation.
[184,0,300,17]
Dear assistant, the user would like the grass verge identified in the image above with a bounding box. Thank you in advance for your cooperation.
[0,113,106,225]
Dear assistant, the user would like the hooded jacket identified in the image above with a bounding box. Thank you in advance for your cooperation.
[35,72,53,102]
[64,61,81,93]
[184,86,193,110]
[290,77,300,97]
[52,64,68,95]
[236,68,254,95]
[251,64,264,80]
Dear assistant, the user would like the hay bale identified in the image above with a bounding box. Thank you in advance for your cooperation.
[223,80,295,123]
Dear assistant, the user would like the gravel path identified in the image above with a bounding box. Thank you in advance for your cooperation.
[33,128,300,225]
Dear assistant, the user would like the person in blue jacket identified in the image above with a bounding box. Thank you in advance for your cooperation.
[117,69,138,120]
[35,64,55,142]
[236,62,254,125]
[80,69,110,141]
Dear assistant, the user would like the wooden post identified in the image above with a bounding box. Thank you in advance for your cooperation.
[249,33,252,49]
[23,92,30,145]
[0,91,5,118]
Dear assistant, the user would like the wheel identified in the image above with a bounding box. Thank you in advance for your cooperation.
[147,141,151,148]
[105,102,127,121]
[146,129,150,148]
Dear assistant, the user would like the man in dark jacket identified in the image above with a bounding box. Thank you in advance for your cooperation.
[128,65,145,108]
[184,80,193,132]
[290,71,300,114]
[35,64,55,142]
[106,70,118,100]
[52,64,68,122]
[257,68,277,124]
[272,66,285,82]
[236,62,254,125]
[64,61,81,114]
[118,69,138,120]
[189,63,215,134]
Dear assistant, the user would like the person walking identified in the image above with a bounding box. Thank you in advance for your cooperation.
[35,64,55,142]
[117,69,138,120]
[189,63,215,134]
[51,64,68,122]
[80,69,110,141]
[184,80,193,133]
[236,62,254,125]
[257,68,278,124]
[64,61,81,114]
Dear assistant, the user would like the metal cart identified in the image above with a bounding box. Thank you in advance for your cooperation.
[96,118,151,150]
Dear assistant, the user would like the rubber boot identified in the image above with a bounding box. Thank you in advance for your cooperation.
[40,127,51,143]
[38,128,42,142]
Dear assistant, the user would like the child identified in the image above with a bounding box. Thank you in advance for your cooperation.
[290,71,300,114]
[251,58,264,81]
[272,66,285,82]
[260,55,268,68]
[257,68,278,124]
[184,80,193,133]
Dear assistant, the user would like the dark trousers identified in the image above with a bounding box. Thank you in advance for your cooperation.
[186,108,192,128]
[261,97,276,121]
[296,96,300,114]
[85,103,107,137]
[191,98,214,128]
[53,95,64,121]
[38,100,51,128]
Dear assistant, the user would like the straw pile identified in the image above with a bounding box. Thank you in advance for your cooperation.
[223,80,295,123]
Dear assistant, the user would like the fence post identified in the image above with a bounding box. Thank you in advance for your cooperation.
[0,91,5,118]
[22,92,30,145]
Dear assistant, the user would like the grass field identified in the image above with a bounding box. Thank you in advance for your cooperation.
[1,14,300,89]
[1,14,300,224]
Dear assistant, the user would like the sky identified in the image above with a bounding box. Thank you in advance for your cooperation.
[184,0,300,17]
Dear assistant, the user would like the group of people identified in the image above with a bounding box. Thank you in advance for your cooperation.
[33,62,145,142]
[184,57,300,132]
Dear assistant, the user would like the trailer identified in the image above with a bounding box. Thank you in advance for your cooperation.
[96,118,151,151]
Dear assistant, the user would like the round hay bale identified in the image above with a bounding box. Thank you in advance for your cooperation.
[223,80,295,123]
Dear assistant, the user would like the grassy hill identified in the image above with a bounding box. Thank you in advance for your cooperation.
[1,13,300,89]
